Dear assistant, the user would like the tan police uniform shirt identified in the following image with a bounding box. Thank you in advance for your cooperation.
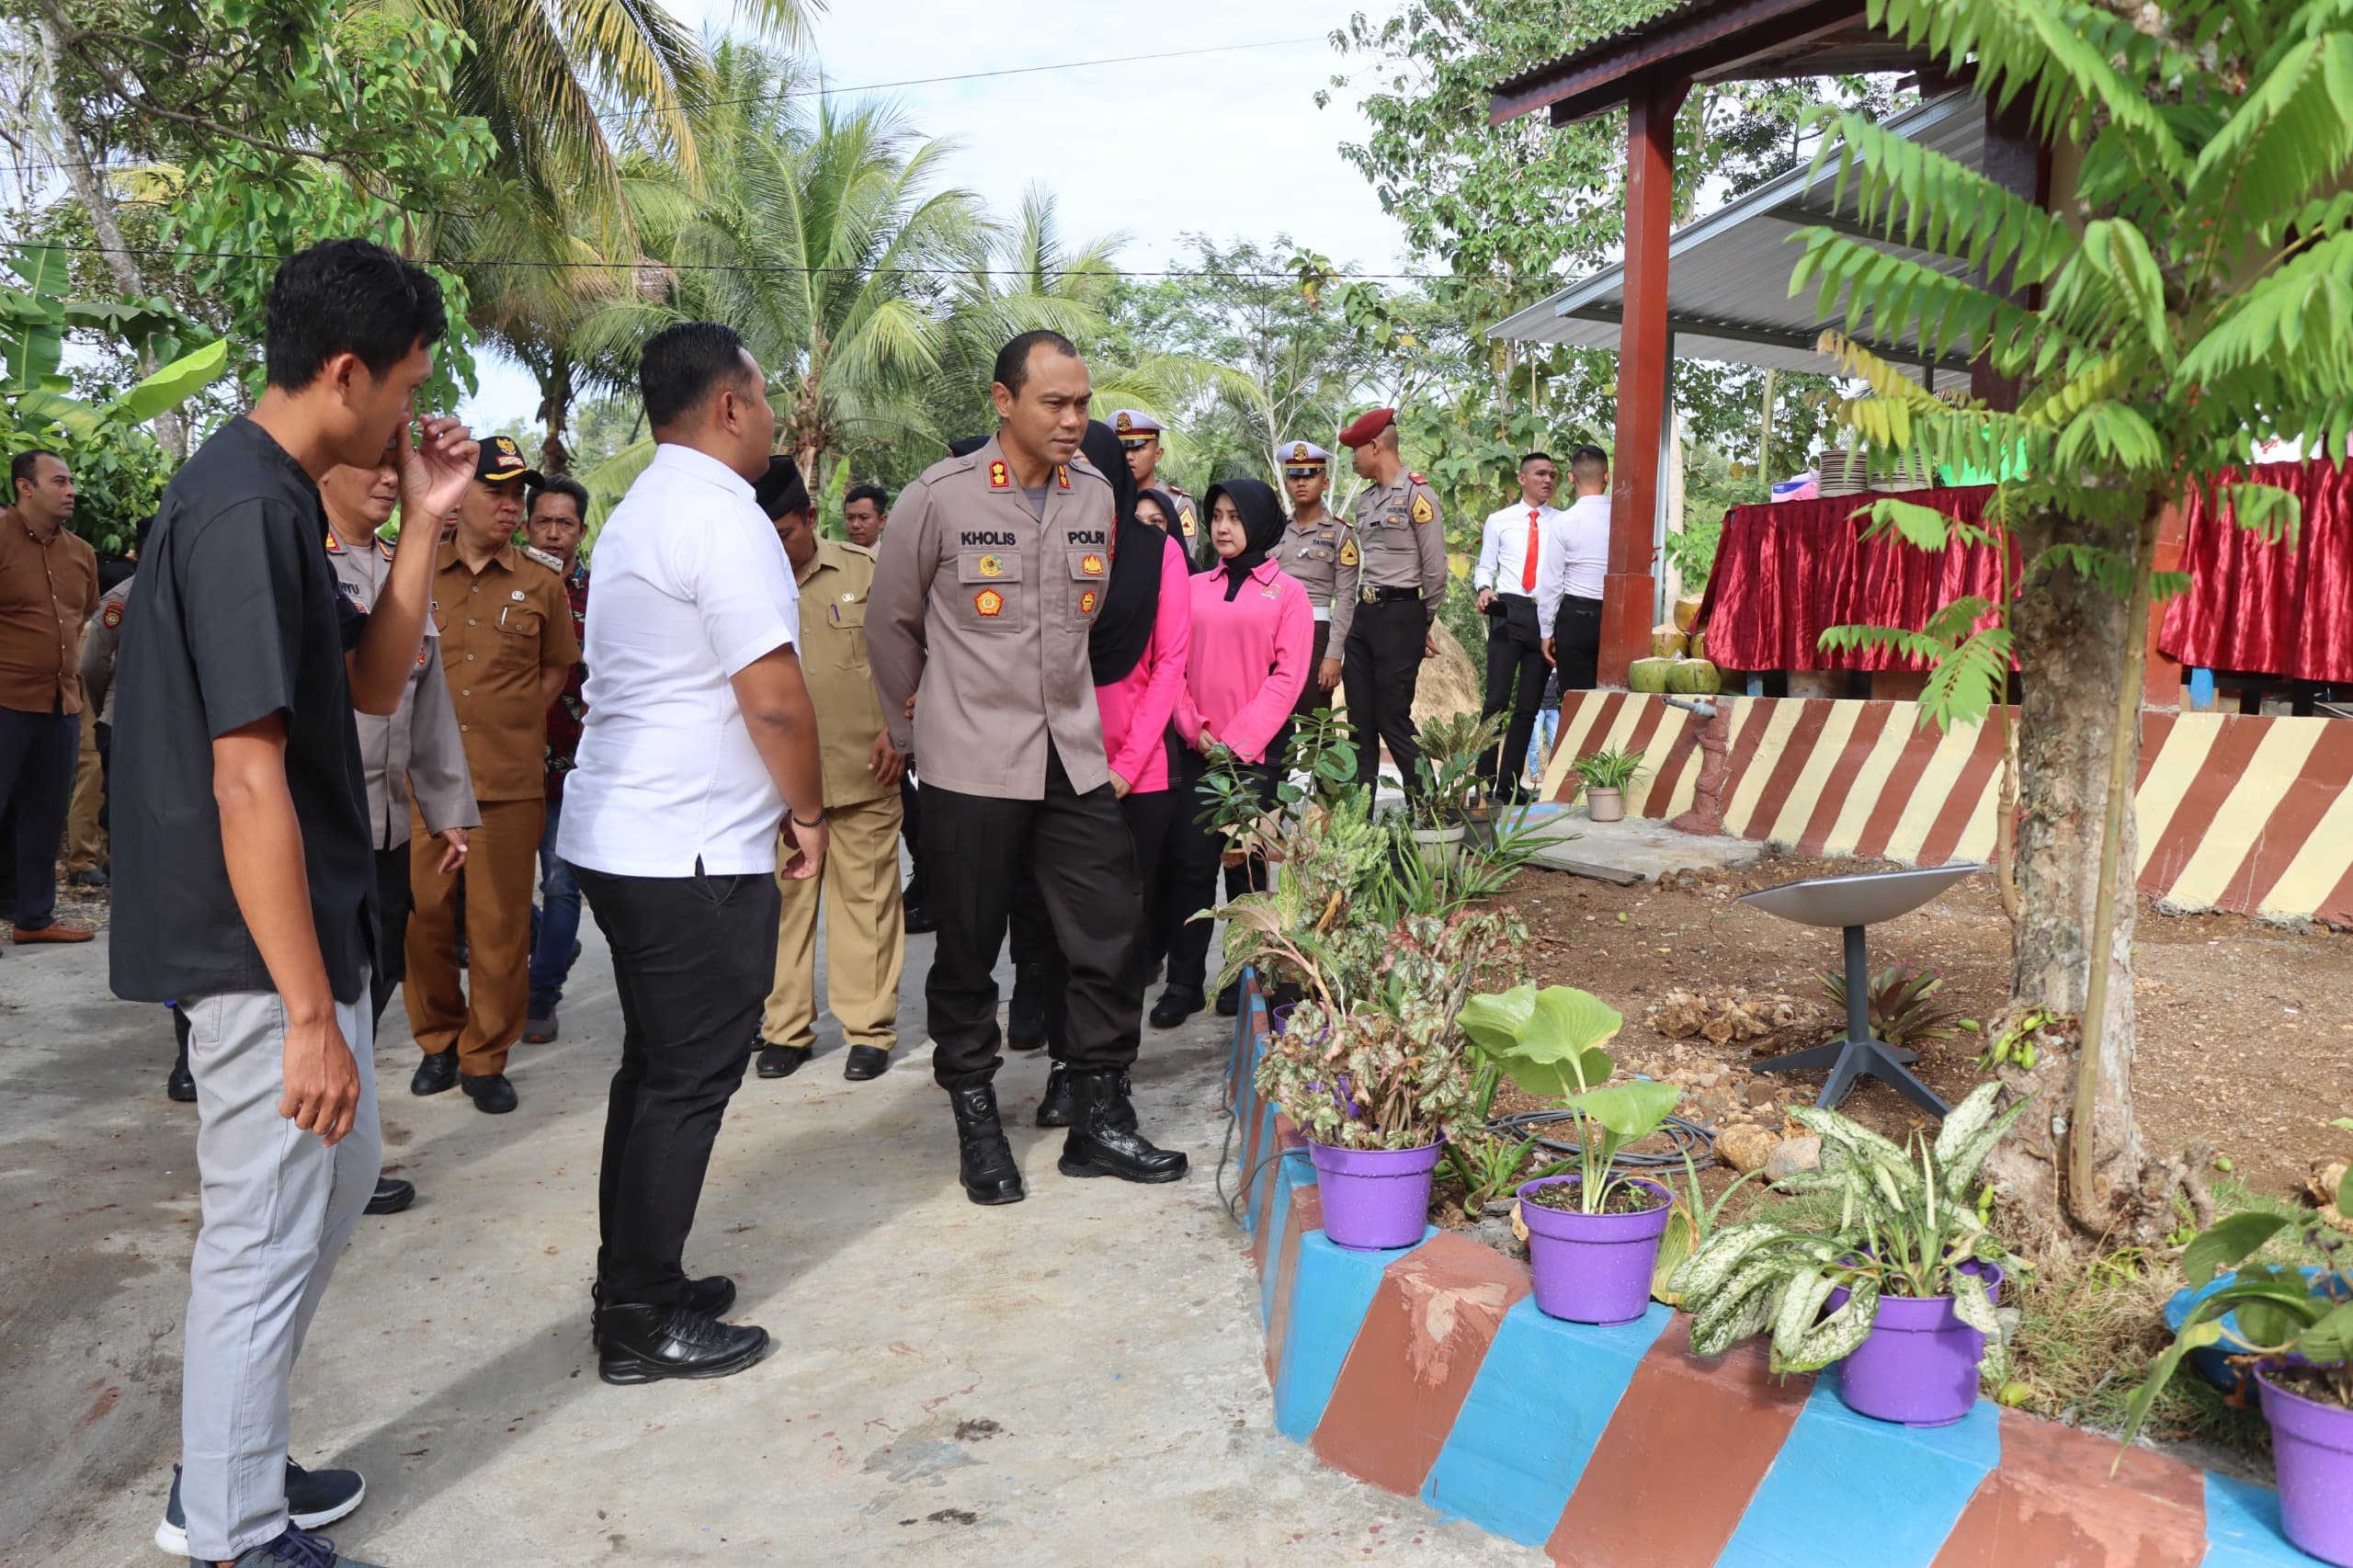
[868,435,1116,800]
[0,512,98,714]
[431,540,580,803]
[78,576,132,725]
[1349,470,1449,627]
[1279,509,1360,647]
[792,537,890,810]
[332,529,479,848]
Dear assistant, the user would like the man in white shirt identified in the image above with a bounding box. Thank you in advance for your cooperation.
[558,321,828,1386]
[1540,445,1613,692]
[1474,451,1560,799]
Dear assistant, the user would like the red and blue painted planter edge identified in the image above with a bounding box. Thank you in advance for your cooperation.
[1225,984,2310,1567]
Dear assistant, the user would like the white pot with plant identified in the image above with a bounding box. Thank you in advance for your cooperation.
[1574,745,1646,824]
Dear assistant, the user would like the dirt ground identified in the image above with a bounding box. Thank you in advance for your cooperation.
[1488,849,2353,1202]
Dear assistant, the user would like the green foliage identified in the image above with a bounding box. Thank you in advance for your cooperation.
[1459,984,1677,1214]
[1573,745,1646,792]
[1653,1151,1768,1308]
[1410,709,1506,829]
[1820,963,1961,1051]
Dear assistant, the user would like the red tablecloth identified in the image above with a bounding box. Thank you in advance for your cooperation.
[2157,460,2353,684]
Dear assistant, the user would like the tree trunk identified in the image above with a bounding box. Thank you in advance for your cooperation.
[534,357,574,474]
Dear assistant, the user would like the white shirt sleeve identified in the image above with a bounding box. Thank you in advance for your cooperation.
[687,504,801,676]
[1474,507,1503,593]
[1537,507,1564,637]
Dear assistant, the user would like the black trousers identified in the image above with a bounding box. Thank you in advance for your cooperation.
[921,749,1142,1092]
[95,718,112,835]
[574,861,780,1308]
[1481,595,1549,798]
[369,844,415,1038]
[0,705,76,929]
[1291,619,1335,719]
[1343,597,1427,791]
[1165,746,1280,992]
[899,773,926,909]
[1553,594,1604,693]
[1036,784,1177,1058]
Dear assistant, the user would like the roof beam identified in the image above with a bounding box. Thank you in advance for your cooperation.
[1562,303,1975,376]
[1489,0,1876,128]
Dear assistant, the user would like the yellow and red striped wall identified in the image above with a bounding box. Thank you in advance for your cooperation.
[1537,692,2353,928]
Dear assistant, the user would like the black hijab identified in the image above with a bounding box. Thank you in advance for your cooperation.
[1078,418,1164,686]
[1203,478,1286,601]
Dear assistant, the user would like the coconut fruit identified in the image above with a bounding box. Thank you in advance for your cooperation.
[1630,656,1677,693]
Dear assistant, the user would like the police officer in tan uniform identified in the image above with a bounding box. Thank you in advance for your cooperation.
[1336,407,1448,793]
[1111,409,1201,562]
[405,435,579,1114]
[870,332,1188,1206]
[1276,438,1357,718]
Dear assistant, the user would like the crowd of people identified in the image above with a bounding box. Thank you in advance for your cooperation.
[0,235,1618,1568]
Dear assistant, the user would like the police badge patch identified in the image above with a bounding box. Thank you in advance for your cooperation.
[102,602,123,628]
[1338,539,1358,566]
[974,588,1006,618]
[1178,506,1197,538]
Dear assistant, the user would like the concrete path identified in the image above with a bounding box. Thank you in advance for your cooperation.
[0,914,1539,1565]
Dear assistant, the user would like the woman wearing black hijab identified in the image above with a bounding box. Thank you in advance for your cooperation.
[1149,478,1312,1027]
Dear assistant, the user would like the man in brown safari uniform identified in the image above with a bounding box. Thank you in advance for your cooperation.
[868,331,1188,1207]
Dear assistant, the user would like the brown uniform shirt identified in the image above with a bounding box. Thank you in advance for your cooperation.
[868,435,1115,799]
[1349,471,1449,626]
[0,512,99,713]
[792,537,890,810]
[430,540,580,802]
[1279,509,1360,646]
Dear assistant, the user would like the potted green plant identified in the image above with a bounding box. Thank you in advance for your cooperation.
[1574,745,1646,824]
[1286,706,1362,817]
[1408,710,1505,872]
[2119,1120,2353,1565]
[1670,1082,2029,1426]
[1195,741,1302,867]
[1459,984,1681,1324]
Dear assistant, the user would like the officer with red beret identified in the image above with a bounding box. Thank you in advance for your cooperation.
[1336,407,1447,794]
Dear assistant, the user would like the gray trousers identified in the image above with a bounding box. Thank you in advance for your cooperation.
[181,981,381,1561]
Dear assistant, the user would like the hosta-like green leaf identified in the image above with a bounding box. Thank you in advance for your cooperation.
[1569,1080,1680,1141]
[1457,985,1538,1059]
[2182,1210,2290,1285]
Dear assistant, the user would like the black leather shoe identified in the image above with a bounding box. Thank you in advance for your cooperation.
[1149,985,1205,1029]
[1006,962,1046,1051]
[597,1303,767,1385]
[460,1072,517,1114]
[409,1051,458,1096]
[1059,1069,1188,1184]
[165,1057,196,1103]
[365,1176,415,1215]
[756,1042,813,1079]
[1035,1062,1075,1128]
[1215,983,1242,1017]
[843,1044,890,1081]
[949,1083,1026,1206]
[902,903,938,936]
[591,1276,736,1346]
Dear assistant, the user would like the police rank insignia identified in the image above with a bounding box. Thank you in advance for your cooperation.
[988,460,1010,490]
[1178,506,1197,538]
[977,554,1004,578]
[1410,494,1435,524]
[1292,442,1311,461]
[1080,589,1097,615]
[102,602,123,628]
[1080,553,1104,576]
[1339,539,1359,566]
[974,588,1006,617]
[1056,465,1071,490]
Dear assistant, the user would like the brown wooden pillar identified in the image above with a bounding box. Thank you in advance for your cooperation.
[1602,75,1688,686]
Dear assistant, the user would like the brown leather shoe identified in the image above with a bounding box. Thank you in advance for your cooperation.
[12,922,94,943]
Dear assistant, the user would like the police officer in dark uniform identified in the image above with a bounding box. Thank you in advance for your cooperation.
[1336,407,1448,793]
[1275,439,1357,717]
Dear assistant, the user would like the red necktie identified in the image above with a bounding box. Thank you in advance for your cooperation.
[1521,509,1540,591]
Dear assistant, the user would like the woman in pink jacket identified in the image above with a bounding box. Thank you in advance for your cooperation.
[1151,477,1312,1027]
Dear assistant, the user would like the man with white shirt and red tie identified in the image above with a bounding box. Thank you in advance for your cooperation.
[1540,444,1612,694]
[1474,451,1559,799]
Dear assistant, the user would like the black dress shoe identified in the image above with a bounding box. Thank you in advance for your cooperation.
[1149,985,1205,1029]
[1059,1069,1188,1184]
[1006,961,1046,1051]
[1215,983,1242,1017]
[365,1176,415,1215]
[460,1072,517,1114]
[1035,1062,1075,1128]
[165,1057,196,1103]
[597,1303,768,1385]
[948,1083,1025,1206]
[756,1042,812,1078]
[902,903,938,936]
[591,1276,736,1346]
[410,1051,458,1096]
[842,1044,890,1081]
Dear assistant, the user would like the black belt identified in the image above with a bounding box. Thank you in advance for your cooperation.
[1358,585,1424,605]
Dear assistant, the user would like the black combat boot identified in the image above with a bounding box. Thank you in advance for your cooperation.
[1006,962,1047,1050]
[949,1083,1026,1205]
[1059,1069,1188,1184]
[1035,1061,1075,1128]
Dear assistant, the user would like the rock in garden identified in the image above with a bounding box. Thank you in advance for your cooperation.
[1716,1125,1779,1174]
[1766,1135,1823,1181]
[1745,1079,1779,1107]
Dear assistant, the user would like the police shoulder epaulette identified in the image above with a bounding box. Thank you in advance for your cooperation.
[1408,472,1428,485]
[518,543,564,574]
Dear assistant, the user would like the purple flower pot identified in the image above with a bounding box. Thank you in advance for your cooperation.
[1828,1260,2006,1428]
[1269,1002,1297,1034]
[2259,1365,2353,1566]
[1516,1175,1674,1325]
[1310,1138,1441,1251]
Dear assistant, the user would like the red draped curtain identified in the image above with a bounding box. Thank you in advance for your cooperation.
[2157,460,2353,684]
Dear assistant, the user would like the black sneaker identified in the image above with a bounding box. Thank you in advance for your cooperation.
[597,1304,767,1385]
[459,1073,517,1114]
[364,1177,415,1216]
[156,1460,365,1555]
[203,1525,384,1566]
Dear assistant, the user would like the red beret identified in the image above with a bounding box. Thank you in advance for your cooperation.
[1336,407,1396,449]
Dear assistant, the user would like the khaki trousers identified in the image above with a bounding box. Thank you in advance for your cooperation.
[65,705,103,872]
[761,792,904,1051]
[404,796,544,1076]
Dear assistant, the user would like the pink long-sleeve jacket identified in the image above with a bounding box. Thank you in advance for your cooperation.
[1174,557,1313,765]
[1095,532,1194,792]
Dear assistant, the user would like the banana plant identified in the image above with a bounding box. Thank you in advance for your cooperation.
[1,243,226,439]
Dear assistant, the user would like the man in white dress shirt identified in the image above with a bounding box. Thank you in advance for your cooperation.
[558,321,828,1386]
[1540,445,1612,693]
[1474,451,1559,798]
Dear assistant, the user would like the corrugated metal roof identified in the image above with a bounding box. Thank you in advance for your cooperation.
[1488,92,1986,380]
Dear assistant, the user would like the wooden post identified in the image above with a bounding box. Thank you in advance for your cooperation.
[1602,75,1688,685]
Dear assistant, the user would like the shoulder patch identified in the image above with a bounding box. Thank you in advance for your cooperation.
[1177,505,1197,539]
[1408,472,1427,484]
[988,460,1011,491]
[518,544,564,574]
[1338,539,1358,567]
[102,601,123,628]
[323,532,343,554]
[1410,493,1435,525]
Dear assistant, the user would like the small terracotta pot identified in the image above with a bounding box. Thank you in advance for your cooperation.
[1587,786,1626,823]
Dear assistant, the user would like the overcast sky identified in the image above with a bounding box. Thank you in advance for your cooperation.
[458,0,1412,431]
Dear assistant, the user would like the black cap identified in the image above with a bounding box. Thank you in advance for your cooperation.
[476,434,542,488]
[754,454,809,521]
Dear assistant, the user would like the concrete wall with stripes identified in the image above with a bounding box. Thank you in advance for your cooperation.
[1536,693,2353,927]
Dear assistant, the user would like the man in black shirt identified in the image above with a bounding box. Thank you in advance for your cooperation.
[111,238,478,1568]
